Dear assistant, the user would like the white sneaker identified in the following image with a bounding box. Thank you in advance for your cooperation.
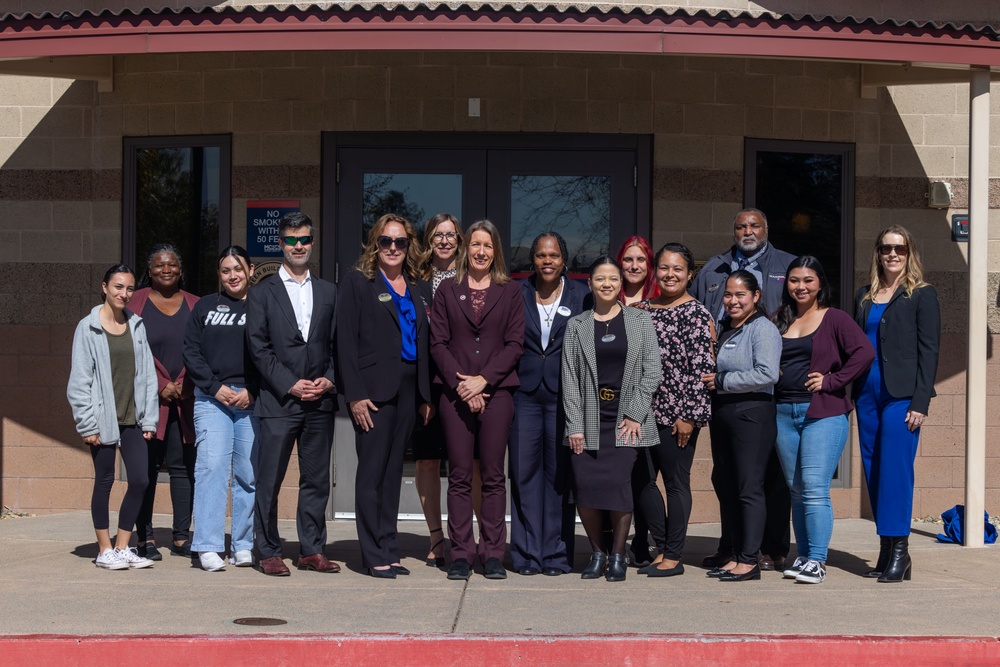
[230,550,253,567]
[782,556,808,579]
[96,548,128,570]
[115,547,154,569]
[795,559,827,584]
[200,552,227,572]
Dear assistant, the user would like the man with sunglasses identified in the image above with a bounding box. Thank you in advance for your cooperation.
[691,208,796,574]
[247,211,341,577]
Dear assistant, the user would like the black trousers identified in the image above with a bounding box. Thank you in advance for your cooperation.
[90,426,149,532]
[632,425,698,560]
[253,409,334,559]
[354,363,417,569]
[710,399,776,565]
[136,407,195,544]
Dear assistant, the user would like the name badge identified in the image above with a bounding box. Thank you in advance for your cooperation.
[378,293,392,302]
[557,306,571,316]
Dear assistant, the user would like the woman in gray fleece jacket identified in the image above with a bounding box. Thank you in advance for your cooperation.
[67,264,159,570]
[700,270,782,582]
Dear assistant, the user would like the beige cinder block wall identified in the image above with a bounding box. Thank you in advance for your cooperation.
[1,50,996,524]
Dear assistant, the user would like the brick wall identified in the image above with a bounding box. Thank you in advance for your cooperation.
[0,50,997,523]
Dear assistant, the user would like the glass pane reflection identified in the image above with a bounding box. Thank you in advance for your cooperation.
[509,175,611,275]
[362,173,462,239]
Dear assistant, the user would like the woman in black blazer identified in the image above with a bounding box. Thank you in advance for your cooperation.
[431,219,525,581]
[338,213,433,579]
[854,225,940,583]
[509,232,587,577]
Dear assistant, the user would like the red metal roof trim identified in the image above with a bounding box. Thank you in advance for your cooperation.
[1,5,998,65]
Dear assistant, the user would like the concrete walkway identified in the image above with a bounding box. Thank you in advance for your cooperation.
[0,512,997,639]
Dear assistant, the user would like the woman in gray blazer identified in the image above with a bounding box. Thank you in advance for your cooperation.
[68,264,158,571]
[561,256,662,582]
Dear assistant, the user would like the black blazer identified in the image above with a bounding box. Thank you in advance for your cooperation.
[246,272,339,417]
[854,284,940,415]
[430,276,524,392]
[516,276,588,394]
[336,269,432,406]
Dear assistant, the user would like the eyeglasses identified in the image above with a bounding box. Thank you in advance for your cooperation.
[378,236,409,251]
[878,244,908,256]
[431,232,457,242]
[282,235,313,246]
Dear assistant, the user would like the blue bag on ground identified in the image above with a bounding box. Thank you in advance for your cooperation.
[936,504,998,544]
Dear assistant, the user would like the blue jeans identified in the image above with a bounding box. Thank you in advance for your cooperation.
[774,402,848,563]
[191,387,258,554]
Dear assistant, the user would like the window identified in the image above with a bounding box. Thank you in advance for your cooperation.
[123,135,232,295]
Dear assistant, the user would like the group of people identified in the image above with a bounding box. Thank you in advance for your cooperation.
[68,206,939,586]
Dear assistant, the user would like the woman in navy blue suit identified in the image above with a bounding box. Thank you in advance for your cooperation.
[509,232,587,576]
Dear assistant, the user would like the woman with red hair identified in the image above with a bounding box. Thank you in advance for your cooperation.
[615,237,659,306]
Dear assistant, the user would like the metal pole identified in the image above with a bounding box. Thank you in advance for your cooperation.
[964,67,989,548]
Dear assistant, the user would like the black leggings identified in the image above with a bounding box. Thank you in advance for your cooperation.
[632,426,698,560]
[90,426,149,532]
[136,407,196,544]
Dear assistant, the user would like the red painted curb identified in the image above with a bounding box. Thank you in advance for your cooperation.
[2,634,999,666]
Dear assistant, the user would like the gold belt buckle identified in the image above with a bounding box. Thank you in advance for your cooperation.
[599,388,615,401]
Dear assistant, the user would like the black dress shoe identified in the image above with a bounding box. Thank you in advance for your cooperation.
[648,562,685,578]
[542,567,563,576]
[702,550,733,568]
[447,558,472,580]
[518,566,540,576]
[392,564,410,576]
[580,552,608,579]
[368,566,396,579]
[629,543,652,568]
[718,564,761,582]
[636,562,654,575]
[706,566,733,578]
[484,557,507,580]
[605,553,627,582]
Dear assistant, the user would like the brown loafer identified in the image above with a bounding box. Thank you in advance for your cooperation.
[758,553,775,571]
[297,553,341,573]
[258,556,290,577]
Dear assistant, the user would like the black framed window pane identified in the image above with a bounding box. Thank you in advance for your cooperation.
[131,143,226,296]
[509,175,611,275]
[362,173,463,239]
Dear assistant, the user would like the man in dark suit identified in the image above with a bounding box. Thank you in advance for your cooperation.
[690,208,796,572]
[247,211,340,576]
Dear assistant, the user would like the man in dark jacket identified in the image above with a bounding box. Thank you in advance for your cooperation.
[690,207,796,572]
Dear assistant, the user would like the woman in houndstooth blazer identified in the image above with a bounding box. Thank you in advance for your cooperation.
[561,256,662,582]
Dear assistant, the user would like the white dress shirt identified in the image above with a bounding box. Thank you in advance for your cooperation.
[278,265,313,340]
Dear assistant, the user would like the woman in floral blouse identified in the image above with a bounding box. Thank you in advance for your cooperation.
[635,242,715,577]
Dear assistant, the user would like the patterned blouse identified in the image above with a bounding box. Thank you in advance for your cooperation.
[431,267,457,298]
[644,298,715,428]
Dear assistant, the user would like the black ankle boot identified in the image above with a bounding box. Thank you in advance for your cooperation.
[863,536,891,578]
[605,553,627,582]
[877,536,911,583]
[581,552,608,579]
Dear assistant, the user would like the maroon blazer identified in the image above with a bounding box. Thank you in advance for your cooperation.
[430,276,524,393]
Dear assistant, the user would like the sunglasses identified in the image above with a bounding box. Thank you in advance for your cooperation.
[282,235,313,246]
[878,244,908,256]
[378,236,409,251]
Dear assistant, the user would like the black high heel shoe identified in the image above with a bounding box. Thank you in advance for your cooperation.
[425,528,446,568]
[718,564,761,582]
[864,536,891,578]
[605,553,627,582]
[877,536,912,583]
[580,552,608,579]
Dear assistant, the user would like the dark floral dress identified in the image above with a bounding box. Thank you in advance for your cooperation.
[644,298,715,428]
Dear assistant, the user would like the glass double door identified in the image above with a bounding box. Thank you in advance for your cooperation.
[322,133,649,516]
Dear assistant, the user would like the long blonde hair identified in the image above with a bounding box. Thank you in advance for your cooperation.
[354,213,422,283]
[455,219,509,285]
[863,225,929,303]
[418,213,463,281]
